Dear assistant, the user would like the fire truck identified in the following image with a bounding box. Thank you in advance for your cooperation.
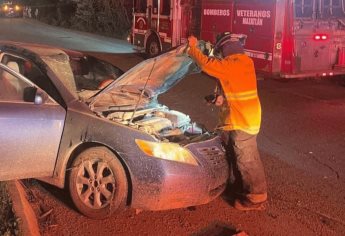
[130,0,201,56]
[130,0,345,79]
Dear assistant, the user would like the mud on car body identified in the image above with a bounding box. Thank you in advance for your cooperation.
[0,41,228,219]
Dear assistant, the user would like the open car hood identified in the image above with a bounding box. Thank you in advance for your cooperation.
[89,45,198,112]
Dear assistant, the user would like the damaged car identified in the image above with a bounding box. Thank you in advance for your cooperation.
[0,41,229,219]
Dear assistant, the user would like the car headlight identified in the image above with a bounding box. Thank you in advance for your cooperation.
[135,139,199,166]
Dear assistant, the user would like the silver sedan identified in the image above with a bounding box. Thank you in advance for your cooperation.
[0,42,228,219]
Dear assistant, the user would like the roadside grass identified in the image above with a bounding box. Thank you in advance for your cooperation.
[0,182,19,236]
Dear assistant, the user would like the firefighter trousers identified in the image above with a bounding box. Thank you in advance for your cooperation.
[222,130,267,204]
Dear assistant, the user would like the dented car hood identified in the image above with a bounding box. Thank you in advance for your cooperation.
[89,45,198,112]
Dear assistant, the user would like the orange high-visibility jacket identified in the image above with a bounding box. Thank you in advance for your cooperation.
[188,46,261,135]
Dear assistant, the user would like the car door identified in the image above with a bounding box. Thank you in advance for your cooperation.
[0,63,66,181]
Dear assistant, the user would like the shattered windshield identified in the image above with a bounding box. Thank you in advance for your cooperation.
[70,56,123,91]
[42,52,123,100]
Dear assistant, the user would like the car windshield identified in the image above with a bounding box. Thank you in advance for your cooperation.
[41,53,123,100]
[70,56,123,91]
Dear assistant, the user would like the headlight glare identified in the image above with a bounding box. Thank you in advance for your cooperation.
[135,139,198,166]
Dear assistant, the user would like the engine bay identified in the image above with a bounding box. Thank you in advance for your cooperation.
[88,44,216,144]
[100,105,209,143]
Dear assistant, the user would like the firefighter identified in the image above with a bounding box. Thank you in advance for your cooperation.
[187,33,267,211]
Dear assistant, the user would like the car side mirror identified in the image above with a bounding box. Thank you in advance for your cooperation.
[23,87,37,102]
[34,93,44,105]
[23,87,46,105]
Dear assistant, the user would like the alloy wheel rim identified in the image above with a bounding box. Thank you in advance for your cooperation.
[76,159,116,209]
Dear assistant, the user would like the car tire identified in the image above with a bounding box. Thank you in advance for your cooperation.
[146,36,161,58]
[68,146,128,219]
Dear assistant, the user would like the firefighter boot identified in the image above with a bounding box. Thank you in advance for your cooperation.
[233,193,267,211]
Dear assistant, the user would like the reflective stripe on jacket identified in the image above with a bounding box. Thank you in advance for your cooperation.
[188,45,261,134]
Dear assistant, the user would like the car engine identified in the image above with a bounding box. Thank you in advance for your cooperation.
[103,105,205,142]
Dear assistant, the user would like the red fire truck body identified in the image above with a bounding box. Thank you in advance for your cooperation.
[131,0,345,78]
[202,0,276,77]
[131,0,200,56]
[201,0,345,78]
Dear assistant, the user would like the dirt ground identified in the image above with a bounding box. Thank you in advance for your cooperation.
[0,183,19,235]
[23,152,345,236]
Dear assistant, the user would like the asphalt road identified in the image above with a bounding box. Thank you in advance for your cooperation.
[0,18,134,53]
[2,18,345,235]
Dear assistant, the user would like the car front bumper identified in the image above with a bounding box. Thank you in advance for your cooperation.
[130,136,229,211]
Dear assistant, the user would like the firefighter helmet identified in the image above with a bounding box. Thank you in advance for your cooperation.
[214,32,247,57]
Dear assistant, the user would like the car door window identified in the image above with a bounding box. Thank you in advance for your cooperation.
[1,54,65,106]
[0,64,31,101]
[0,63,57,105]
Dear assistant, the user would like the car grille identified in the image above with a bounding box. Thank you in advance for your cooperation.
[197,146,227,167]
[197,146,228,194]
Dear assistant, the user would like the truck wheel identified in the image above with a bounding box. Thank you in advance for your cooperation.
[146,36,161,58]
[68,147,128,219]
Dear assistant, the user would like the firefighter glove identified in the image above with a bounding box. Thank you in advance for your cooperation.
[188,36,198,47]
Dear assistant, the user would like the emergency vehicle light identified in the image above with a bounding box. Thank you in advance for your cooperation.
[321,72,334,77]
[313,34,328,41]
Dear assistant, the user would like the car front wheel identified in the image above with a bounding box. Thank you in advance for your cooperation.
[68,147,128,219]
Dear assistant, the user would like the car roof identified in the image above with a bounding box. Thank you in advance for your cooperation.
[0,40,82,58]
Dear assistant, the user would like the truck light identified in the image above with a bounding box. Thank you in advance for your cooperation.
[322,73,327,76]
[313,34,328,41]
